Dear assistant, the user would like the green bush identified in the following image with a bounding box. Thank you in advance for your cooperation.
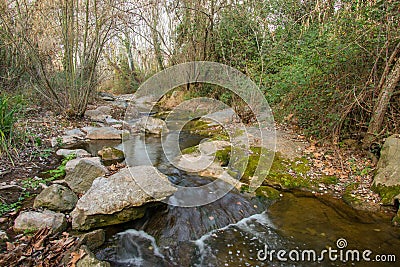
[0,94,24,155]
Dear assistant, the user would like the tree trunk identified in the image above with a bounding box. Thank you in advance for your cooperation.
[363,56,400,148]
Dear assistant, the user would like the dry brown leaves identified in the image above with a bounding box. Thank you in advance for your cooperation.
[0,228,78,267]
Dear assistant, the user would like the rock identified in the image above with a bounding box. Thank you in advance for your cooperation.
[65,159,108,194]
[99,92,115,101]
[104,117,120,125]
[14,210,67,233]
[373,135,400,205]
[110,100,128,109]
[66,157,104,173]
[138,117,168,135]
[77,245,110,267]
[98,146,125,162]
[96,106,112,114]
[33,184,78,212]
[65,128,86,138]
[77,229,105,250]
[0,230,8,241]
[374,135,400,187]
[71,166,177,230]
[56,149,91,158]
[86,127,122,140]
[85,106,113,123]
[51,135,83,149]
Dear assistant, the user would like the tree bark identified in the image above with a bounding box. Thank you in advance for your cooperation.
[363,49,400,148]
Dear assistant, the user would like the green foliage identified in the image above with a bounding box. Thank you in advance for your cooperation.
[0,94,24,158]
[0,192,30,216]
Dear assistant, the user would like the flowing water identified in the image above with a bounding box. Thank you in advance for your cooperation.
[91,128,400,267]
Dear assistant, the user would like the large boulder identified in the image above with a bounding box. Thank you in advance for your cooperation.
[374,135,400,187]
[138,117,168,135]
[85,127,122,140]
[65,159,108,194]
[373,135,400,205]
[71,166,177,230]
[14,210,67,234]
[33,184,78,212]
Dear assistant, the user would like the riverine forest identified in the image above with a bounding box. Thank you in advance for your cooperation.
[0,0,400,266]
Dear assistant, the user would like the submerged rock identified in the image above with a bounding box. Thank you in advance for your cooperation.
[65,159,108,194]
[14,210,66,234]
[98,146,125,162]
[71,166,177,230]
[33,184,78,212]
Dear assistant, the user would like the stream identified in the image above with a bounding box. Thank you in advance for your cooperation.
[88,125,400,267]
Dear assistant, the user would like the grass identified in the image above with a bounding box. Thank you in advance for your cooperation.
[0,94,24,162]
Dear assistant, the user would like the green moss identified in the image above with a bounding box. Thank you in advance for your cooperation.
[290,157,311,174]
[393,213,400,225]
[342,183,361,206]
[263,153,312,190]
[321,175,339,185]
[183,119,210,131]
[213,145,312,190]
[371,184,400,205]
[181,145,200,155]
[255,186,281,200]
[215,147,231,166]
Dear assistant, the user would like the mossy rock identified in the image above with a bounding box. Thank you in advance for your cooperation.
[214,145,313,190]
[342,183,362,206]
[255,186,281,200]
[98,146,125,162]
[371,184,400,205]
[181,146,200,155]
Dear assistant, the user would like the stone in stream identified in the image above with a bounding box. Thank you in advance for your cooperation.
[85,127,122,140]
[33,184,78,212]
[97,146,124,162]
[77,229,106,250]
[137,116,168,135]
[14,210,67,234]
[71,166,177,231]
[56,148,91,158]
[76,245,110,267]
[65,158,108,194]
[373,135,400,204]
